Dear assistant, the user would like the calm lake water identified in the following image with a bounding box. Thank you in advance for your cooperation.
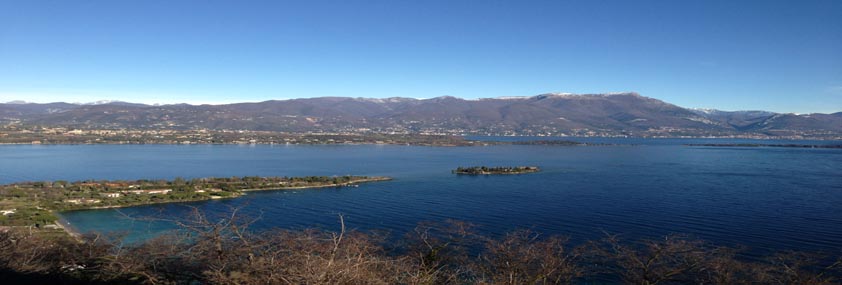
[2,138,841,255]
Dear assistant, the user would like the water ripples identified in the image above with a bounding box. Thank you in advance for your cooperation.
[9,142,837,254]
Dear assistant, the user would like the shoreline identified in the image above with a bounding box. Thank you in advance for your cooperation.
[239,177,393,192]
[54,216,82,241]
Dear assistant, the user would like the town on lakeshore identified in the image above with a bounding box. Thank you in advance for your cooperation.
[0,126,476,146]
[2,125,841,147]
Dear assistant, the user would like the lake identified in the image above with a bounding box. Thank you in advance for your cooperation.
[2,138,841,255]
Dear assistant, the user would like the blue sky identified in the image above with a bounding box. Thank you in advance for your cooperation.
[1,0,840,113]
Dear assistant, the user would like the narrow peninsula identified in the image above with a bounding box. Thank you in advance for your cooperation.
[0,175,391,234]
[453,166,540,175]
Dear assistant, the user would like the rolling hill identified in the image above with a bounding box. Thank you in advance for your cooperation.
[2,93,840,137]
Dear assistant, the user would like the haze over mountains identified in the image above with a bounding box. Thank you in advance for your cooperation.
[2,93,841,138]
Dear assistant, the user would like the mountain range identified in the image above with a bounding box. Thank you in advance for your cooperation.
[2,93,841,138]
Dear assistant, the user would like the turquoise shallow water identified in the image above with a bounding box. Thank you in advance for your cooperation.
[2,137,841,254]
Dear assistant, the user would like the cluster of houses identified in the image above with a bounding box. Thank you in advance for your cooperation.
[100,188,173,198]
[65,188,174,204]
[73,183,175,199]
[65,198,102,205]
[64,186,225,205]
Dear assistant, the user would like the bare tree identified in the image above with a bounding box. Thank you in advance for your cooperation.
[475,229,584,284]
[593,234,709,284]
[761,251,842,285]
[401,220,478,284]
[2,207,841,285]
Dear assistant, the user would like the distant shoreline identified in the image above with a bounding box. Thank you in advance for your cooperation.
[2,135,842,147]
[685,143,842,149]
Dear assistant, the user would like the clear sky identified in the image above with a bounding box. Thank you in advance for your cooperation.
[1,0,840,113]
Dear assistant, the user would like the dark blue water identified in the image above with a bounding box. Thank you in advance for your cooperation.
[2,138,841,254]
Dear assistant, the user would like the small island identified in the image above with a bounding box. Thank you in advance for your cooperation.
[452,166,540,175]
